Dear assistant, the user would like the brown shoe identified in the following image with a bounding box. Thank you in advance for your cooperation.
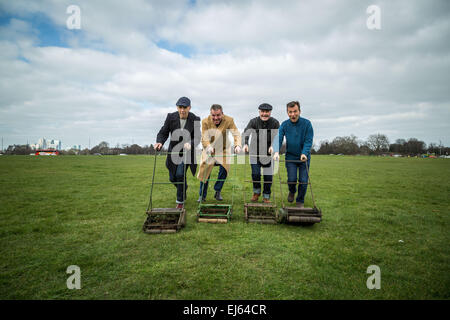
[287,192,295,203]
[296,202,304,208]
[263,198,271,204]
[251,193,260,202]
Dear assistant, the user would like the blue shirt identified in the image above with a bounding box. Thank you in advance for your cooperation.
[275,117,314,160]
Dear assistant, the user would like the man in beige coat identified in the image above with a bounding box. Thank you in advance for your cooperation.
[197,104,242,201]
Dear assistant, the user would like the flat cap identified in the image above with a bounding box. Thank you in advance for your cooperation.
[258,103,273,111]
[176,96,191,107]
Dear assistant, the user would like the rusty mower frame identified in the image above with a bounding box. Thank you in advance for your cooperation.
[277,158,322,225]
[143,151,187,234]
[243,155,278,224]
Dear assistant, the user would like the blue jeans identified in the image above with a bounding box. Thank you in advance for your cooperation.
[251,163,273,199]
[286,159,310,203]
[199,165,227,199]
[169,163,187,203]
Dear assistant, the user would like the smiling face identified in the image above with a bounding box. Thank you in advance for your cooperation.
[259,109,271,121]
[210,108,223,125]
[177,105,191,119]
[287,104,300,122]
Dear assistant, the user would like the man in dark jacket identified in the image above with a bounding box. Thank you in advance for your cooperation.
[242,103,280,203]
[155,97,201,208]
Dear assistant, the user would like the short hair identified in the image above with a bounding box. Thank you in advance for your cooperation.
[286,101,300,111]
[210,104,223,112]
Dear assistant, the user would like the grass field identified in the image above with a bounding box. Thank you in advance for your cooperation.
[0,154,449,299]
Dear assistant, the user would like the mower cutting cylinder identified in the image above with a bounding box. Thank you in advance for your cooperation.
[287,216,321,223]
[145,229,177,234]
[197,204,232,223]
[282,207,322,225]
[143,208,186,234]
[244,204,278,224]
[198,218,228,223]
[277,158,323,226]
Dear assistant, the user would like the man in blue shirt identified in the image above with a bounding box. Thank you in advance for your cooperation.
[274,101,314,208]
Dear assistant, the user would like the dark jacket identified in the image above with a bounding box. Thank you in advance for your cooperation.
[156,111,201,176]
[243,116,280,166]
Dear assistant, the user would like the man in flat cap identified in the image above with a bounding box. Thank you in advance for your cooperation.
[197,104,242,202]
[242,103,280,203]
[155,97,201,208]
[273,100,314,208]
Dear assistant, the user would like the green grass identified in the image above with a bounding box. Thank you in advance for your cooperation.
[0,155,449,299]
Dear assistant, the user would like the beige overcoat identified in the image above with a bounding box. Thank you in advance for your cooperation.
[197,114,242,182]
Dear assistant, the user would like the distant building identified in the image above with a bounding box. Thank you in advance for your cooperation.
[31,138,62,150]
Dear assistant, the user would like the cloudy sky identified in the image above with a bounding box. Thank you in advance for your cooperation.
[0,0,449,150]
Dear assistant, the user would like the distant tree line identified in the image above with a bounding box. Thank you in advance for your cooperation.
[75,141,161,155]
[3,135,449,156]
[3,144,34,155]
[2,141,163,155]
[314,134,449,156]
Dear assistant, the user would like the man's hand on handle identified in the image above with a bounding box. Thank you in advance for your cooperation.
[273,152,279,161]
[155,143,162,151]
[300,154,308,162]
[206,145,214,155]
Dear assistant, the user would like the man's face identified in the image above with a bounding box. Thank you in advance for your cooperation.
[177,105,191,119]
[287,105,300,122]
[211,108,223,125]
[259,109,271,121]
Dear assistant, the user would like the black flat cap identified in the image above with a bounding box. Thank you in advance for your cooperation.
[176,97,191,107]
[258,103,273,111]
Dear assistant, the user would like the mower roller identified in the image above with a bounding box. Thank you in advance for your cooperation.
[277,158,322,225]
[244,154,278,224]
[143,152,187,234]
[197,154,236,223]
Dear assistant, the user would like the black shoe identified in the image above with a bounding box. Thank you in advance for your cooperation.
[215,191,223,201]
[288,192,295,203]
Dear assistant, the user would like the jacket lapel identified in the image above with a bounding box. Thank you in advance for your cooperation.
[184,112,193,133]
[172,112,181,130]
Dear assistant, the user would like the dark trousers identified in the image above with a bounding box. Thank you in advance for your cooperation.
[199,165,227,198]
[286,159,310,203]
[251,163,273,198]
[169,163,187,203]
